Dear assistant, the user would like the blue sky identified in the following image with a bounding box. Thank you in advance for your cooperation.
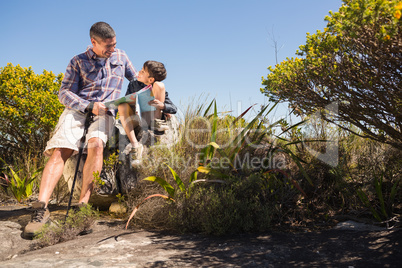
[0,0,343,120]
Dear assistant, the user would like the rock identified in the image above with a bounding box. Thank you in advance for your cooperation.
[0,221,32,262]
[62,118,179,209]
[108,202,127,214]
[334,220,386,231]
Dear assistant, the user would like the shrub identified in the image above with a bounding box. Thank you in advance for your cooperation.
[0,63,64,167]
[167,172,300,235]
[261,0,402,149]
[34,204,99,248]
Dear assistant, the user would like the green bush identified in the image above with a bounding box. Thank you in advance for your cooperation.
[261,0,402,149]
[0,63,64,166]
[34,204,99,248]
[126,96,401,234]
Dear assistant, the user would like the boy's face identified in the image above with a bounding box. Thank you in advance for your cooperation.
[137,67,155,85]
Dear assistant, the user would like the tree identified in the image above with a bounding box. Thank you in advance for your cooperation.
[0,63,64,165]
[261,0,402,149]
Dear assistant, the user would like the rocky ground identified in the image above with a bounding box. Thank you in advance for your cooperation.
[0,202,401,267]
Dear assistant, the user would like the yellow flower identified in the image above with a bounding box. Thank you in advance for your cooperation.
[396,2,402,10]
[395,10,401,19]
[384,35,391,41]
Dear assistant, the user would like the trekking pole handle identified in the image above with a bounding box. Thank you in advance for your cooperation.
[84,102,95,131]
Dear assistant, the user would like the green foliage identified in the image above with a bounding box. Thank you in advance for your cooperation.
[261,0,402,149]
[357,172,400,222]
[196,100,313,189]
[103,151,120,173]
[92,170,105,189]
[0,158,43,202]
[128,96,401,234]
[128,99,316,233]
[0,63,64,163]
[34,204,99,248]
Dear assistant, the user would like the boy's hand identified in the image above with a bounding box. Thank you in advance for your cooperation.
[92,102,107,115]
[148,99,165,110]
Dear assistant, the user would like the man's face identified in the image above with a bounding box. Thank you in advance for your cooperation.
[91,37,116,58]
[137,67,154,85]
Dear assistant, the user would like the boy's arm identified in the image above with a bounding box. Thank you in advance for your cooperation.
[147,91,177,114]
[147,81,166,110]
[152,82,165,103]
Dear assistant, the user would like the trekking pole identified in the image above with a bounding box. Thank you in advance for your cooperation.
[65,103,95,220]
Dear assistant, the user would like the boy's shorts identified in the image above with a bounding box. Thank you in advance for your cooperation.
[44,108,115,157]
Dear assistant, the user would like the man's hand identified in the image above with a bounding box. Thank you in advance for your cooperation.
[92,102,107,116]
[148,99,165,110]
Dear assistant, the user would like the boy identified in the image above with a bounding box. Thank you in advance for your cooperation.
[118,60,176,167]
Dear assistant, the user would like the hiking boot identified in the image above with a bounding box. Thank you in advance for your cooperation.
[23,201,50,239]
[151,119,169,132]
[130,144,143,167]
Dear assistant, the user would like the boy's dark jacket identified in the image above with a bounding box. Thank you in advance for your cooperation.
[127,79,177,115]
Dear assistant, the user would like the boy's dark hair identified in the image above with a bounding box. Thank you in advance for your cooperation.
[144,60,167,82]
[90,22,116,41]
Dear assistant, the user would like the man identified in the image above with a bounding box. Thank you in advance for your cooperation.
[23,22,137,238]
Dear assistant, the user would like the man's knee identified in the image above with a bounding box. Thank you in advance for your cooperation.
[51,148,74,161]
[87,138,104,155]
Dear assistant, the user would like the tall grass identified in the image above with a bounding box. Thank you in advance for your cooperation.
[126,98,319,233]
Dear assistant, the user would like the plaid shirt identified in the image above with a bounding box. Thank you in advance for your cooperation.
[58,46,137,113]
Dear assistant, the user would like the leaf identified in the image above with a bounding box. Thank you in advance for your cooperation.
[197,166,211,174]
[389,178,400,204]
[197,166,229,178]
[278,119,308,137]
[229,104,270,163]
[203,99,215,117]
[143,176,175,197]
[189,179,227,186]
[356,189,382,222]
[208,101,218,159]
[208,142,234,169]
[286,149,313,186]
[165,164,186,193]
[189,170,198,184]
[374,176,387,218]
[232,104,256,125]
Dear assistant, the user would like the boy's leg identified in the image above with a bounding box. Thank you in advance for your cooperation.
[118,103,141,147]
[78,137,104,204]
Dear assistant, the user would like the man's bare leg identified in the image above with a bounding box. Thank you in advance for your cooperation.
[78,137,104,204]
[38,148,74,207]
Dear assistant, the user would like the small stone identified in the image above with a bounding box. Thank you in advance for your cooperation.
[109,202,127,214]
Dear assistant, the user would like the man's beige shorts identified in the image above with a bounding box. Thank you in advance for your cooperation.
[44,108,115,157]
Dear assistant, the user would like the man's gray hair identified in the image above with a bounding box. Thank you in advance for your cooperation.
[90,22,115,41]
